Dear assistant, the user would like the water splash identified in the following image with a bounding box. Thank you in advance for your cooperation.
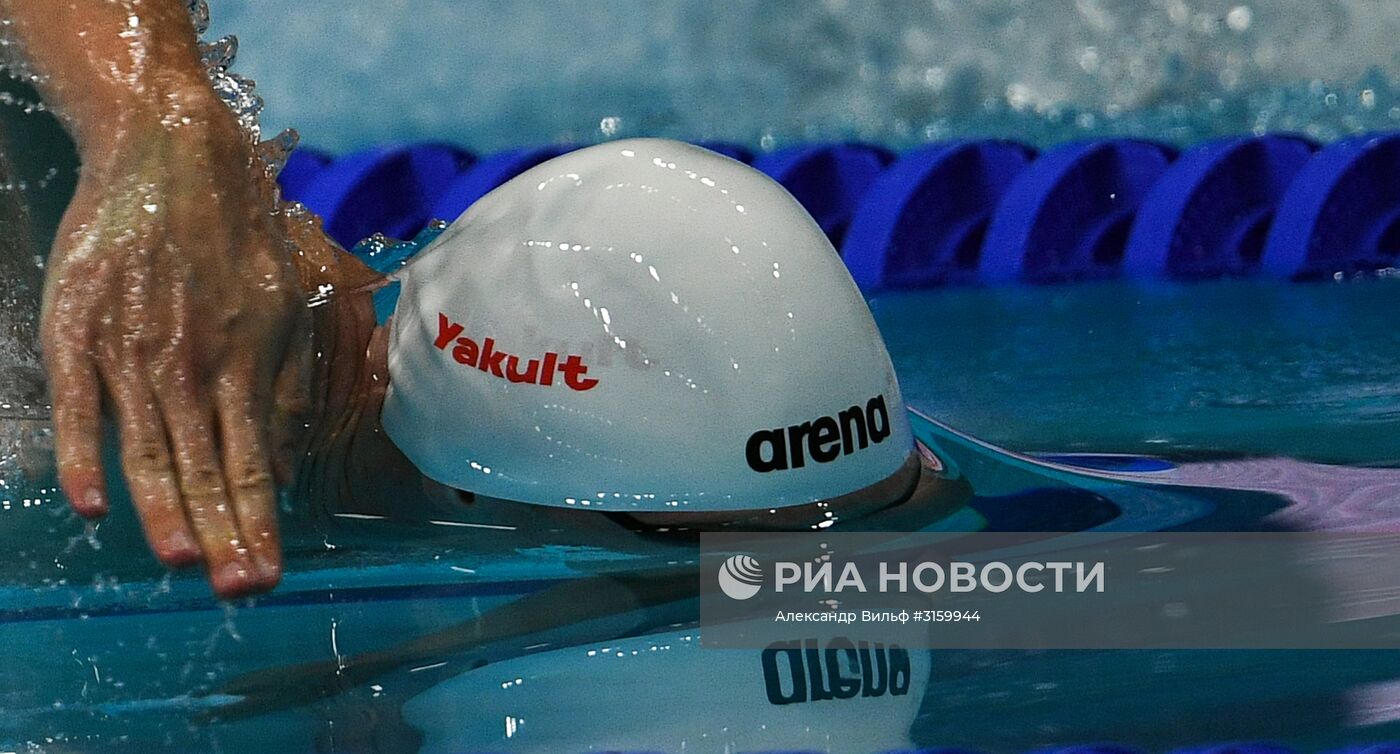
[198,35,238,73]
[61,520,103,555]
[350,220,449,322]
[208,71,263,139]
[186,0,211,37]
[0,16,38,85]
[201,603,244,655]
[351,219,449,277]
[188,2,266,148]
[255,126,299,176]
[186,0,371,318]
[186,3,264,137]
[0,89,47,114]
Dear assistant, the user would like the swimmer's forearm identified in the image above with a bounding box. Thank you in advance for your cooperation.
[2,0,224,156]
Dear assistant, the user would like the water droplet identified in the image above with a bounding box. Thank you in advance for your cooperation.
[1225,6,1253,33]
[257,128,300,175]
[186,0,211,36]
[210,72,264,137]
[198,35,238,72]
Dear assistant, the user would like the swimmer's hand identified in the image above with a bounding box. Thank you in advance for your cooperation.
[42,97,310,599]
[4,0,322,598]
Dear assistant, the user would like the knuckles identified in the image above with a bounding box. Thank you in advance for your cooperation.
[177,466,226,501]
[228,464,274,495]
[122,440,172,474]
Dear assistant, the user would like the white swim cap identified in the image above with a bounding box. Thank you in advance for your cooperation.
[382,138,913,511]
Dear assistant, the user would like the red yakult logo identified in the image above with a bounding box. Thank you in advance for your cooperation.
[434,313,599,391]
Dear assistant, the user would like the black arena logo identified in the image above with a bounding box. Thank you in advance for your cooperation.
[745,395,891,473]
[761,639,911,706]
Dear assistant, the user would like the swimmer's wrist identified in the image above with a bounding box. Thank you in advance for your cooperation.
[7,1,233,159]
[71,69,239,162]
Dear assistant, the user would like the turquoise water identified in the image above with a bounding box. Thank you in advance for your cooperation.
[3,278,1400,751]
[877,278,1400,466]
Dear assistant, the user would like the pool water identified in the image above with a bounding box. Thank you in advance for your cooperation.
[877,280,1400,750]
[876,278,1400,466]
[3,277,1400,752]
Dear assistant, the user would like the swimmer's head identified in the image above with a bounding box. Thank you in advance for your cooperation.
[381,138,914,512]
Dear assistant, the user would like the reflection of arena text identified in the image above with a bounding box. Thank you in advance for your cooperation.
[761,638,914,706]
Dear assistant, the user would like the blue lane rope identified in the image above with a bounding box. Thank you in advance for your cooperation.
[279,134,1400,289]
[978,139,1178,284]
[430,144,575,222]
[753,142,896,245]
[844,140,1034,289]
[1123,135,1317,280]
[1260,132,1400,279]
[294,142,474,248]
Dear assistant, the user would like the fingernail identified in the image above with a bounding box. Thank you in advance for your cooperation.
[253,554,281,584]
[162,531,199,565]
[213,561,252,596]
[82,487,106,514]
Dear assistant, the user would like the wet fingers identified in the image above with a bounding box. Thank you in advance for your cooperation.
[155,370,262,599]
[44,333,107,518]
[104,367,201,568]
[216,372,283,590]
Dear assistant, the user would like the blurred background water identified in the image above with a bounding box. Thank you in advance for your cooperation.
[209,0,1400,152]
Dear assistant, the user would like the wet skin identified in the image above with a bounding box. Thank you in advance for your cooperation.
[1,0,343,598]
